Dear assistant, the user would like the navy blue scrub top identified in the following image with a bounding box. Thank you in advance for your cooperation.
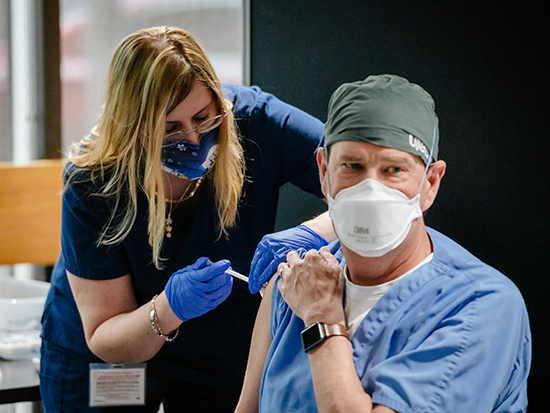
[41,83,324,389]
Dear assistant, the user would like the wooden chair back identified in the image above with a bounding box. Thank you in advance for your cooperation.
[0,159,64,266]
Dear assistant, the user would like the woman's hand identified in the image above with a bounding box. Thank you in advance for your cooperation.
[165,257,233,322]
[278,247,345,326]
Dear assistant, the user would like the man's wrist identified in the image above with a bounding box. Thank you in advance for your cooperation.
[301,321,348,352]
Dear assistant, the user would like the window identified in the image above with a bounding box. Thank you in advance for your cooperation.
[60,0,244,150]
[0,0,12,161]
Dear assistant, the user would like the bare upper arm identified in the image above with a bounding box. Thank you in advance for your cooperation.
[235,274,277,413]
[66,271,137,343]
[252,273,276,356]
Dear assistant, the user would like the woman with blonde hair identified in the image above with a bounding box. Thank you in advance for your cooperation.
[40,26,329,412]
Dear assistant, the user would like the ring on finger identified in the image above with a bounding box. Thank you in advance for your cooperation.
[277,264,289,279]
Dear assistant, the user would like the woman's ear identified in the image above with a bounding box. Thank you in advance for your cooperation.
[317,147,329,198]
[421,160,446,211]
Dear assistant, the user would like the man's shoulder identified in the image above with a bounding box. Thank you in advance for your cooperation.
[427,227,525,304]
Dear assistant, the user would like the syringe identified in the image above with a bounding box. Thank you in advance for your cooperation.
[207,260,266,296]
[225,268,249,283]
[225,268,265,297]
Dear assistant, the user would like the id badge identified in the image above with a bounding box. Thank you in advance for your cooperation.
[89,363,146,407]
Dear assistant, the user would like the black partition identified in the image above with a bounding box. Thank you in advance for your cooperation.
[250,1,547,409]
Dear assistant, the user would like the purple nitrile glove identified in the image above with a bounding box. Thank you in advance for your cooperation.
[165,257,233,322]
[248,225,328,294]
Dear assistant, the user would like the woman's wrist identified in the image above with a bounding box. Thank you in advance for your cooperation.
[150,295,179,341]
[151,292,182,335]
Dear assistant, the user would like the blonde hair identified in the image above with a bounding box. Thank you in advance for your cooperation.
[67,26,245,269]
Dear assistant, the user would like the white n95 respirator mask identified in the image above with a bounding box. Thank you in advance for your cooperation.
[328,178,423,257]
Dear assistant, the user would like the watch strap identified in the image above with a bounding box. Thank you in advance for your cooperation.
[321,322,348,339]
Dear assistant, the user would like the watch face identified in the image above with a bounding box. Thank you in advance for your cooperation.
[301,323,325,352]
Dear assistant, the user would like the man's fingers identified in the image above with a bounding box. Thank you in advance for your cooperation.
[319,247,339,265]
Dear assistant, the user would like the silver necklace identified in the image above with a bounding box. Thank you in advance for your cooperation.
[165,176,204,238]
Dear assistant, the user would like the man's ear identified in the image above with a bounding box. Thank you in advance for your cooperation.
[421,160,446,211]
[317,147,329,198]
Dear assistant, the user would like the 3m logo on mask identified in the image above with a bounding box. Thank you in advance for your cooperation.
[353,226,369,235]
[408,135,429,161]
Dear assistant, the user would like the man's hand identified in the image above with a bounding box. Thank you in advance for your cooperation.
[248,225,328,294]
[278,247,345,326]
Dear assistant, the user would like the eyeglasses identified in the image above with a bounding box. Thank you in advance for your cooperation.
[165,113,227,140]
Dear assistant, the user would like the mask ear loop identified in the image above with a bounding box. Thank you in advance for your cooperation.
[417,125,437,195]
[323,142,334,198]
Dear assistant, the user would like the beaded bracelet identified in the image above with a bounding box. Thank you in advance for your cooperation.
[150,294,179,342]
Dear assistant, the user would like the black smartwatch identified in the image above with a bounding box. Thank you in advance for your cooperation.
[301,322,349,352]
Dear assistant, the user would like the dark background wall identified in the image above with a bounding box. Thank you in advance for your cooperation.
[250,0,547,409]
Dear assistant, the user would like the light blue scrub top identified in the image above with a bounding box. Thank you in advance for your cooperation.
[260,228,531,413]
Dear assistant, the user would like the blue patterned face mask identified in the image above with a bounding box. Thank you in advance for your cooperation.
[161,129,219,180]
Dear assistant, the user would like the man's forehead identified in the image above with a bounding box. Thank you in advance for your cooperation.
[329,141,420,163]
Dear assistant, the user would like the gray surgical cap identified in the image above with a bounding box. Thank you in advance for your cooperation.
[323,74,439,164]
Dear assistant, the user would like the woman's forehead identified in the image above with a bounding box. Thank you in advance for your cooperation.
[166,81,214,121]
